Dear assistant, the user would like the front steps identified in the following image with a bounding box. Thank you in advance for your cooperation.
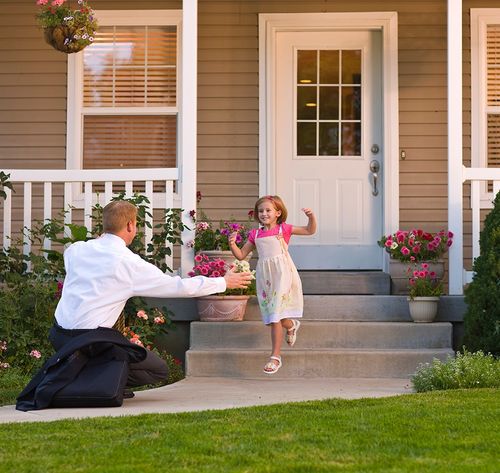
[186,295,454,379]
[300,271,391,295]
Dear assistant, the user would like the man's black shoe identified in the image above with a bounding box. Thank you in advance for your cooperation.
[123,389,135,399]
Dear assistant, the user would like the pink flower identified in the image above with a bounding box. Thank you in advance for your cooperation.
[194,254,203,263]
[212,270,221,277]
[448,231,454,238]
[0,341,7,352]
[396,233,405,243]
[430,271,436,278]
[412,245,421,254]
[37,0,49,5]
[421,263,429,269]
[447,239,453,247]
[136,310,148,320]
[201,267,209,275]
[385,239,393,248]
[131,337,143,347]
[410,256,416,262]
[30,350,42,359]
[401,246,410,256]
[187,271,195,277]
[154,316,165,324]
[51,0,66,6]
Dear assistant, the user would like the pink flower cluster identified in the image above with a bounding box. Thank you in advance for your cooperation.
[378,229,453,262]
[407,263,443,298]
[188,254,227,278]
[30,349,42,359]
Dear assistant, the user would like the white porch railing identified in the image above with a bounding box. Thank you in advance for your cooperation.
[459,166,500,288]
[1,168,180,272]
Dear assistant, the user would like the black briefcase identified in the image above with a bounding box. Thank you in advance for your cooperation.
[51,358,129,408]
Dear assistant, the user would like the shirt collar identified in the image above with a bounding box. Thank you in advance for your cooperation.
[101,233,127,247]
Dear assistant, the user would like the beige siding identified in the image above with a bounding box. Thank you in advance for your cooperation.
[1,0,497,273]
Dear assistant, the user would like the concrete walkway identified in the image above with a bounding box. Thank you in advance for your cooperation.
[0,377,412,424]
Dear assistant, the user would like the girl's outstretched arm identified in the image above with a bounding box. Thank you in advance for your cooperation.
[229,233,255,260]
[292,208,317,236]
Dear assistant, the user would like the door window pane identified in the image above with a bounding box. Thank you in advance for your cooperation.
[319,123,339,155]
[341,123,361,156]
[342,50,361,84]
[319,86,339,120]
[320,50,339,84]
[297,50,317,84]
[297,123,317,155]
[297,87,317,120]
[341,86,361,120]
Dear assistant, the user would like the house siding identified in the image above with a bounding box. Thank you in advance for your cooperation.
[0,0,496,271]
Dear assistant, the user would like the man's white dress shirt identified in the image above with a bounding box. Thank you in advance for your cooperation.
[55,233,226,329]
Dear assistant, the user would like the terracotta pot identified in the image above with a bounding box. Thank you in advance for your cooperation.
[196,295,250,322]
[389,260,444,295]
[407,296,440,323]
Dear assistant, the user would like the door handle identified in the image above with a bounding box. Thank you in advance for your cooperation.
[369,159,380,196]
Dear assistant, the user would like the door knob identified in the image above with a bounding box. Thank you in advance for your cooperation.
[369,159,380,196]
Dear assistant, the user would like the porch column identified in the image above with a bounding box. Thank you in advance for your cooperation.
[447,0,464,295]
[180,0,198,276]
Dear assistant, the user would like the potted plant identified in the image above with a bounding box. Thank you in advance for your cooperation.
[407,263,443,323]
[35,0,98,54]
[378,229,453,294]
[187,196,253,263]
[189,255,256,321]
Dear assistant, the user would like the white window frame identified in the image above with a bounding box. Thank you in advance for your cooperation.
[66,10,182,182]
[471,8,500,209]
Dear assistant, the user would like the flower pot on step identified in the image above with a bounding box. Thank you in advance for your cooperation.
[389,260,444,295]
[197,250,252,267]
[196,295,250,322]
[407,296,440,323]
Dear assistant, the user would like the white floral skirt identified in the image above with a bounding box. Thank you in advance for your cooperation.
[256,252,303,325]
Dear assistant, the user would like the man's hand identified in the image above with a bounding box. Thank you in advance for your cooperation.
[224,267,254,289]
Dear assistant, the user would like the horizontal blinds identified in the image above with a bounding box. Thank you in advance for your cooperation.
[83,26,177,107]
[83,115,177,169]
[487,114,500,167]
[487,25,500,105]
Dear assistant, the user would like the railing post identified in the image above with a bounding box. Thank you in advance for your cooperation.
[180,0,198,276]
[447,0,464,295]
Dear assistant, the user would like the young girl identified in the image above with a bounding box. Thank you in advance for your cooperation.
[229,195,316,374]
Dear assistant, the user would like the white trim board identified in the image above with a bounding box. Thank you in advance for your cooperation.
[258,12,399,271]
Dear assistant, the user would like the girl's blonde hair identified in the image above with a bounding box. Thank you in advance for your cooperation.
[254,195,288,224]
[103,201,137,233]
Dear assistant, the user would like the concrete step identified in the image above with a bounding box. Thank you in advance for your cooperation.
[245,295,414,322]
[190,321,453,350]
[186,348,454,378]
[299,271,391,295]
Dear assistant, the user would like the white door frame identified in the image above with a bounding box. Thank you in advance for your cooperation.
[258,12,399,272]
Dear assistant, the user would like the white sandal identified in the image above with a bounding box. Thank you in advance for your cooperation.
[263,356,282,374]
[286,320,301,347]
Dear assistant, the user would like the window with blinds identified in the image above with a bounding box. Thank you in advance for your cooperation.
[81,23,178,171]
[487,25,500,190]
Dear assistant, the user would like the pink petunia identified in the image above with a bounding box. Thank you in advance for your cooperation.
[401,246,410,256]
[448,231,454,238]
[51,0,66,6]
[447,239,453,247]
[37,0,49,5]
[430,272,436,278]
[217,260,225,268]
[154,316,165,324]
[30,349,42,359]
[194,254,203,263]
[212,271,221,277]
[410,256,416,262]
[421,263,429,269]
[136,310,148,320]
[385,239,393,248]
[201,267,209,275]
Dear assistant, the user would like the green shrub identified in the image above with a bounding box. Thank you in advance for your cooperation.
[463,191,500,355]
[411,350,500,392]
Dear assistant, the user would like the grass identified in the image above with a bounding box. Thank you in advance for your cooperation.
[0,389,498,473]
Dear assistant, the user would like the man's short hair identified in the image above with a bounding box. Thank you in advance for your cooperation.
[103,201,137,234]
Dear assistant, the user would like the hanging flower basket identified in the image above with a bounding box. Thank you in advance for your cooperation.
[36,0,98,54]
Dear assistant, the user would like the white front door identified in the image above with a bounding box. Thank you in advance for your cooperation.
[274,30,383,269]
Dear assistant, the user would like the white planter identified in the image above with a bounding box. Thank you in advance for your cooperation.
[407,296,440,323]
[197,295,250,322]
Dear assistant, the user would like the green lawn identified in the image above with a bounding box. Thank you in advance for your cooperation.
[0,389,498,473]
